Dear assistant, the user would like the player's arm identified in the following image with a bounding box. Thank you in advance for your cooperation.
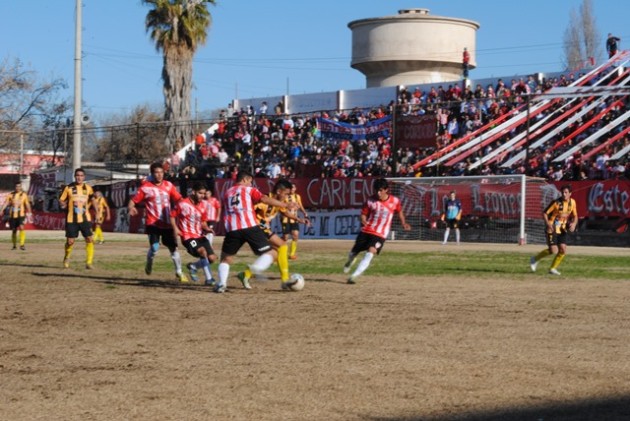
[128,199,139,216]
[59,188,69,209]
[456,202,462,221]
[170,215,181,238]
[568,199,578,232]
[279,207,309,225]
[542,204,555,232]
[0,196,9,214]
[215,202,221,223]
[24,195,32,215]
[296,194,308,219]
[261,194,297,210]
[397,210,412,231]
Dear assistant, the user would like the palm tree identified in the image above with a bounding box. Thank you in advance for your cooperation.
[143,0,215,150]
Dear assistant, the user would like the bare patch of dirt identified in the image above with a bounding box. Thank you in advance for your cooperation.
[1,232,629,420]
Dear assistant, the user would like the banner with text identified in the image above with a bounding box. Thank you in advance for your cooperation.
[316,116,391,140]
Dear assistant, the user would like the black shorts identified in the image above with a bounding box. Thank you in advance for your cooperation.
[9,217,25,230]
[183,237,214,258]
[260,224,274,239]
[66,221,93,239]
[445,218,459,229]
[282,222,300,234]
[350,231,386,255]
[546,230,568,247]
[222,226,272,256]
[146,225,177,249]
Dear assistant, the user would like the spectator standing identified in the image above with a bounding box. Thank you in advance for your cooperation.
[606,33,621,58]
[462,47,470,78]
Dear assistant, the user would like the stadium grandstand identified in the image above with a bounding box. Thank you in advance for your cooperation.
[174,50,629,183]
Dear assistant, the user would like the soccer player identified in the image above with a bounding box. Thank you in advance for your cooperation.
[203,188,221,247]
[343,178,411,284]
[128,162,188,283]
[238,178,310,290]
[530,184,578,276]
[0,182,32,250]
[215,171,298,293]
[441,190,462,245]
[93,190,111,244]
[281,183,309,260]
[59,168,98,269]
[170,182,218,285]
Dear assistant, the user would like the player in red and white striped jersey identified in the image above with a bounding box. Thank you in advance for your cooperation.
[344,178,411,284]
[128,162,187,282]
[203,188,221,247]
[171,182,217,285]
[214,171,298,293]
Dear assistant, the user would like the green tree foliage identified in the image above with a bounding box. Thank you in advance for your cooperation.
[143,0,215,150]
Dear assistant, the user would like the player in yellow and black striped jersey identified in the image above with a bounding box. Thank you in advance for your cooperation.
[0,182,32,250]
[92,191,111,244]
[59,168,98,269]
[281,183,309,260]
[529,184,578,276]
[237,179,310,290]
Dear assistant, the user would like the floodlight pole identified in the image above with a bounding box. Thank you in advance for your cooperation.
[72,0,82,170]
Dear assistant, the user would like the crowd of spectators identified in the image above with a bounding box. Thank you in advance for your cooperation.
[166,71,630,184]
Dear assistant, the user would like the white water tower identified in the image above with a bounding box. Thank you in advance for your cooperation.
[348,8,480,87]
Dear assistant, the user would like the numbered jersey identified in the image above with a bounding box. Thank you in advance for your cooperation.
[544,197,578,234]
[222,185,263,232]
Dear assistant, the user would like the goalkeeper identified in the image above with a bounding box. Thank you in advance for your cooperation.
[441,191,462,245]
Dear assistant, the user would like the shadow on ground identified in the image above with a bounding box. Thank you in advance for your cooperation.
[369,395,630,421]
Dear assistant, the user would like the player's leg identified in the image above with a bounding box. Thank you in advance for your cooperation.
[455,223,461,244]
[9,219,19,249]
[80,222,95,269]
[247,227,278,284]
[289,227,299,259]
[145,227,160,275]
[94,222,103,244]
[216,231,243,292]
[344,236,363,274]
[442,227,450,244]
[348,233,376,284]
[269,234,289,284]
[530,232,554,272]
[64,223,80,268]
[549,239,567,275]
[19,226,26,249]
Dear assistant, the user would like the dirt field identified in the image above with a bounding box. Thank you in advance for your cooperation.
[1,231,629,421]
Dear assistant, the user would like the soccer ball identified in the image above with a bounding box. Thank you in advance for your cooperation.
[287,273,305,291]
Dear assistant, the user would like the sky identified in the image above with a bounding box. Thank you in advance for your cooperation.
[1,0,627,123]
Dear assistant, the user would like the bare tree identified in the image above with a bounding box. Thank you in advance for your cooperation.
[0,58,66,146]
[94,105,170,167]
[563,9,584,71]
[562,0,603,71]
[580,0,603,65]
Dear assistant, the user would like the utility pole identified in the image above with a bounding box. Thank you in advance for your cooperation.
[72,0,82,170]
